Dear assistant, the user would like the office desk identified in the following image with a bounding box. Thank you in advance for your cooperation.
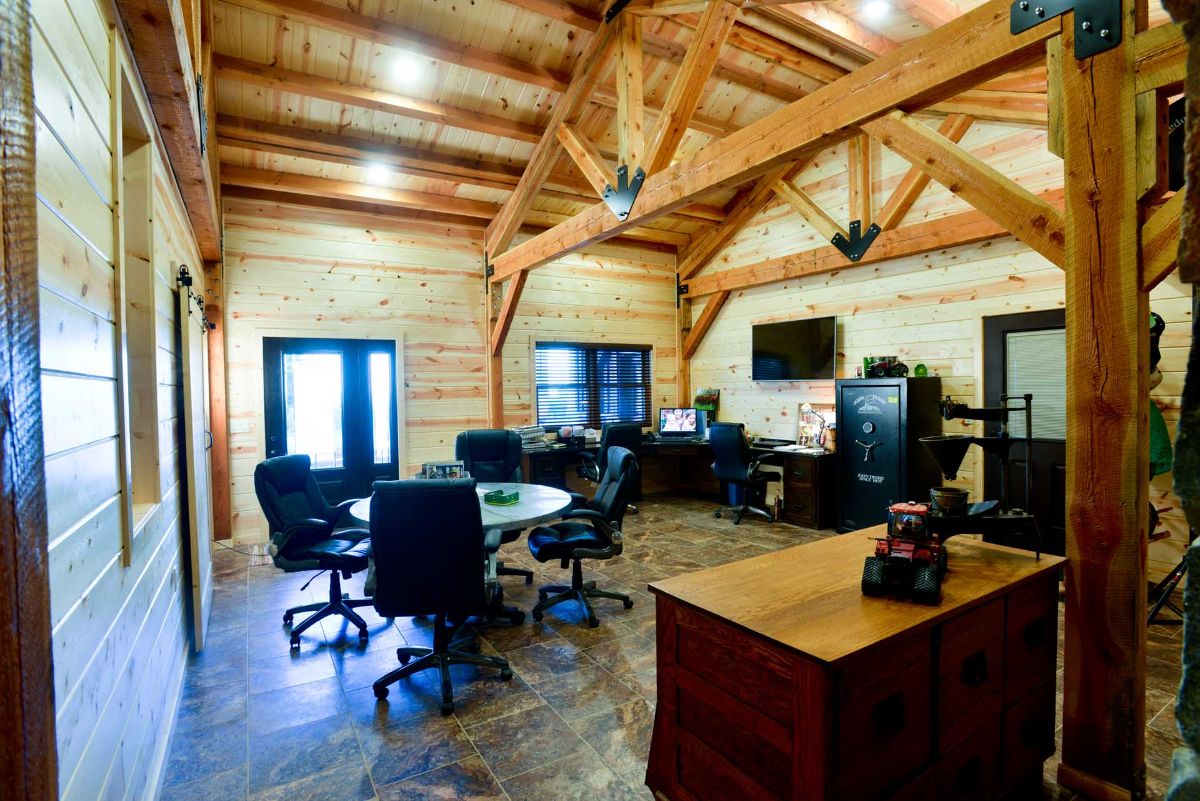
[645,530,1064,801]
[523,442,836,529]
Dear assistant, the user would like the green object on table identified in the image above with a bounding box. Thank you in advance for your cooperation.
[484,489,520,506]
[914,363,928,377]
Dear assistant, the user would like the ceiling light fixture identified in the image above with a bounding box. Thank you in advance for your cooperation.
[863,0,890,20]
[364,163,393,186]
[393,52,427,88]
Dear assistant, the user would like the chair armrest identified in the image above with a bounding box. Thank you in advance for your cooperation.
[272,518,333,558]
[326,497,364,525]
[484,527,503,553]
[567,492,591,511]
[748,452,783,473]
[563,508,606,522]
[575,451,599,482]
[283,517,332,535]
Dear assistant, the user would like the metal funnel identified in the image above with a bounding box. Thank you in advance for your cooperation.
[919,434,975,480]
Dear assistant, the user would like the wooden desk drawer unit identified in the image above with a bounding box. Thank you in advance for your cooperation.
[780,452,835,529]
[647,530,1065,801]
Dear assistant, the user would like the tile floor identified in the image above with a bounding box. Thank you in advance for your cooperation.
[161,495,1186,801]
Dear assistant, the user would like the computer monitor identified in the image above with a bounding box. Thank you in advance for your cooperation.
[658,407,706,438]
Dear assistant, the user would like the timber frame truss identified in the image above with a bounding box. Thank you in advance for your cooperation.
[483,1,1188,798]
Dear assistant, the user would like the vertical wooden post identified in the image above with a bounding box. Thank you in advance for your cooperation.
[1057,4,1148,799]
[0,0,58,793]
[677,294,692,406]
[204,260,231,540]
[487,276,505,428]
[616,13,644,170]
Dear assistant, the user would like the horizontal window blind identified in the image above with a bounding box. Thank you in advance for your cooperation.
[535,342,652,429]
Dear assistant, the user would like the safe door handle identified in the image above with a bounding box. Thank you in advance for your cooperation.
[855,440,882,463]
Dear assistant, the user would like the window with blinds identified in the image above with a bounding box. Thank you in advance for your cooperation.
[534,342,653,429]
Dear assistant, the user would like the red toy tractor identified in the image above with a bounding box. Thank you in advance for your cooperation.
[861,502,947,604]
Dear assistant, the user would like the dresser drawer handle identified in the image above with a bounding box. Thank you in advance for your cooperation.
[960,650,989,687]
[789,469,809,480]
[1022,618,1048,649]
[953,756,984,795]
[871,692,906,737]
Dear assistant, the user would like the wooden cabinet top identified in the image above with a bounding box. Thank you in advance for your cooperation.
[649,528,1065,666]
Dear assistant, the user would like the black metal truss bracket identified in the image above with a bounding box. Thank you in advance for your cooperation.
[1010,0,1121,59]
[831,220,881,263]
[605,0,633,22]
[602,165,646,222]
[676,274,688,308]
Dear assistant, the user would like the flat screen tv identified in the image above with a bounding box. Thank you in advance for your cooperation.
[751,316,837,381]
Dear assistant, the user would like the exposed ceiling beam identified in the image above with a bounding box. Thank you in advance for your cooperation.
[861,110,1064,267]
[683,290,730,357]
[213,55,545,143]
[556,122,613,196]
[1141,191,1183,292]
[773,178,847,241]
[489,272,528,356]
[848,132,871,226]
[893,0,962,28]
[930,89,1048,125]
[875,113,973,230]
[626,0,712,16]
[1134,22,1185,93]
[489,0,1059,282]
[616,14,645,169]
[774,3,898,59]
[683,188,1064,297]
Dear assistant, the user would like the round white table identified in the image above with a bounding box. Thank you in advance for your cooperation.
[348,481,573,532]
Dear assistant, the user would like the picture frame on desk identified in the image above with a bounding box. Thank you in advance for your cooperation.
[419,460,467,479]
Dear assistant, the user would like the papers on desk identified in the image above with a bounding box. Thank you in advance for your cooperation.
[773,444,827,455]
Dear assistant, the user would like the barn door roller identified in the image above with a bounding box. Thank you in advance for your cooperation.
[1010,0,1121,59]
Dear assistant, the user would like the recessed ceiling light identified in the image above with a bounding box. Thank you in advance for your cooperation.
[364,163,392,186]
[393,52,427,88]
[863,0,890,20]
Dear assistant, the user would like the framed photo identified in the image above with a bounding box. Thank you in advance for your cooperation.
[420,460,468,479]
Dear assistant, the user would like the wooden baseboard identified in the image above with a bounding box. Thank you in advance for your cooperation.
[1057,762,1142,801]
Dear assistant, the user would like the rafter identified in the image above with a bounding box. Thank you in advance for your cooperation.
[848,133,871,226]
[489,0,1058,283]
[861,110,1064,266]
[778,3,898,59]
[683,188,1064,297]
[773,179,847,242]
[556,123,613,196]
[644,0,742,174]
[616,13,645,169]
[876,113,973,230]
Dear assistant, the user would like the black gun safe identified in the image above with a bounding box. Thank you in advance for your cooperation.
[835,377,945,531]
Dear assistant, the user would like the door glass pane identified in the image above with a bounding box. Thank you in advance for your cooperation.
[369,351,393,464]
[1005,329,1066,439]
[283,352,344,468]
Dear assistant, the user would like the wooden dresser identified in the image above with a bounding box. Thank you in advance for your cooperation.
[646,529,1065,801]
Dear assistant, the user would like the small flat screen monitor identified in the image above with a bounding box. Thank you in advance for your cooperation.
[659,407,705,437]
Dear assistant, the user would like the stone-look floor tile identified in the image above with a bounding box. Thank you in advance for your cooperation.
[161,764,247,801]
[444,669,546,727]
[503,640,593,684]
[466,704,588,780]
[249,713,359,794]
[615,668,658,704]
[479,620,563,653]
[376,756,507,801]
[534,664,640,722]
[248,650,337,695]
[354,710,476,786]
[176,681,247,734]
[501,750,644,801]
[186,647,248,691]
[549,614,636,649]
[248,759,375,801]
[163,717,248,789]
[344,680,445,726]
[569,699,655,787]
[248,676,349,735]
[584,635,656,676]
[333,645,415,693]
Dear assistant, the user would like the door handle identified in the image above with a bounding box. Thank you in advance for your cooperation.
[855,440,882,463]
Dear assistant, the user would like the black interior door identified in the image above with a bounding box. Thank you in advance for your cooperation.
[983,310,1067,555]
[263,337,399,502]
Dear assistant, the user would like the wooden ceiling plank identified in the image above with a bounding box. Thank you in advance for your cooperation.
[875,113,972,230]
[683,290,730,357]
[893,0,962,28]
[489,0,1058,282]
[773,178,847,241]
[644,0,742,175]
[1141,191,1184,292]
[861,110,1064,266]
[683,188,1064,297]
[485,19,620,257]
[616,13,646,170]
[677,159,808,279]
[213,55,545,143]
[848,132,871,226]
[225,0,572,92]
[557,122,614,196]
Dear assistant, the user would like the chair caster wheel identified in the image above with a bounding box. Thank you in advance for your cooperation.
[373,685,388,700]
[439,701,455,716]
[289,635,300,651]
[358,628,369,643]
[587,617,599,629]
[397,650,411,665]
[713,511,722,518]
[500,668,513,681]
[623,599,634,610]
[283,612,293,625]
[524,574,533,585]
[532,610,544,622]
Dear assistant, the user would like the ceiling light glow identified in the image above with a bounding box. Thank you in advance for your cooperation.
[863,0,890,19]
[393,52,427,88]
[364,163,392,186]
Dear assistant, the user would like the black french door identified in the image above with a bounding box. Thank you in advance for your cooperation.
[263,337,399,502]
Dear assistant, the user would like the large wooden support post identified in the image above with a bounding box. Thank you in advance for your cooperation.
[204,260,231,540]
[0,0,58,793]
[676,297,692,406]
[486,279,505,427]
[1057,4,1148,799]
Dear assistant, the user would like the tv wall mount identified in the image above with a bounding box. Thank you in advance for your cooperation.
[1010,0,1121,59]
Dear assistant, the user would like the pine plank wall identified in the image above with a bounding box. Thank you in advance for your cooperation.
[34,0,206,793]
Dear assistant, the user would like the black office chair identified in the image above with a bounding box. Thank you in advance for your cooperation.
[368,478,513,715]
[455,429,534,584]
[253,455,375,650]
[709,422,779,525]
[528,447,638,628]
[577,422,642,514]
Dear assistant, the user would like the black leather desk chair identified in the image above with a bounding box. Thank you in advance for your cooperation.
[528,447,638,628]
[710,422,779,525]
[577,422,642,513]
[369,479,513,715]
[455,429,535,584]
[253,455,375,650]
